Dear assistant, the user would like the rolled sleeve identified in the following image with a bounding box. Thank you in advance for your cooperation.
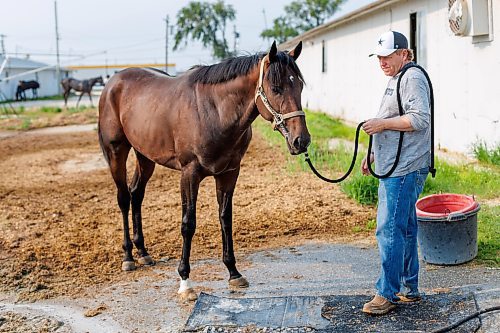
[402,75,430,131]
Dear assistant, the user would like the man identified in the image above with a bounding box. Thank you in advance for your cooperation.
[361,30,431,315]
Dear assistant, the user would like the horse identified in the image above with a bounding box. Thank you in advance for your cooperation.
[16,80,40,101]
[98,41,310,301]
[61,76,103,107]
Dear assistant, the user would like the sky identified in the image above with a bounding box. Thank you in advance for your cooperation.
[0,0,375,72]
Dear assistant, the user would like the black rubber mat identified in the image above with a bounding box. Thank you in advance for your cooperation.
[184,292,480,332]
[319,294,480,333]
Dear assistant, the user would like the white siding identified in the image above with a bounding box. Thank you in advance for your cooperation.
[295,0,499,153]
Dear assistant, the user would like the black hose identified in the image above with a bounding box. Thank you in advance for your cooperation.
[305,62,436,182]
[304,122,364,183]
[431,305,500,333]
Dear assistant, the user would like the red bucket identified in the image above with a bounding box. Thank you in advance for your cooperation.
[416,193,480,265]
[416,193,478,218]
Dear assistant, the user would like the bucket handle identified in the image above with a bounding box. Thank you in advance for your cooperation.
[447,212,467,222]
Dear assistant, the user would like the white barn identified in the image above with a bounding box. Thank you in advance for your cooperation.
[281,0,499,153]
[0,56,70,100]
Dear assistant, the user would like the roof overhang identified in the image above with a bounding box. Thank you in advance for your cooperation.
[280,0,403,50]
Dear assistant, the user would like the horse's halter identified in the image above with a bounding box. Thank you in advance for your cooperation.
[254,55,306,134]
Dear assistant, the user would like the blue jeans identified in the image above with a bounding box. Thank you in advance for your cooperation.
[375,167,428,303]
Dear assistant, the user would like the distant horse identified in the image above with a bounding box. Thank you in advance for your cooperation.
[61,76,103,107]
[16,80,40,101]
[98,41,310,301]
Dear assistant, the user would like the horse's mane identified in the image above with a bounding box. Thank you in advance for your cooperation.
[188,51,304,86]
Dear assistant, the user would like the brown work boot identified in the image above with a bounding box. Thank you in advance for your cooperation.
[362,295,396,315]
[396,293,421,303]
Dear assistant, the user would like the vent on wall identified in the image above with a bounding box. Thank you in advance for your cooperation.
[448,0,490,37]
[448,0,468,36]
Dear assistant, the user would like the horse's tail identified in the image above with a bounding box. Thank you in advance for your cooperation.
[97,124,110,166]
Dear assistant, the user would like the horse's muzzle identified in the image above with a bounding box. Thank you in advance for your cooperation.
[289,133,311,155]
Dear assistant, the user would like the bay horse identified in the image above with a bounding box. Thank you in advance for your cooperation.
[98,41,310,301]
[16,80,40,101]
[61,76,103,107]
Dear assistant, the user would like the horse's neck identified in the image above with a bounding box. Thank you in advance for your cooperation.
[212,75,259,132]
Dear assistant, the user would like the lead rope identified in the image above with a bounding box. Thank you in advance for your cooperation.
[305,62,436,182]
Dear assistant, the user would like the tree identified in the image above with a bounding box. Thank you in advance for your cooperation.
[261,0,345,43]
[173,1,236,60]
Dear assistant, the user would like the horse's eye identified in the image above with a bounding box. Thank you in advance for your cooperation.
[271,86,283,95]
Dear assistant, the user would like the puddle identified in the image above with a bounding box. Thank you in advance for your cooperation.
[59,152,108,173]
[0,301,124,333]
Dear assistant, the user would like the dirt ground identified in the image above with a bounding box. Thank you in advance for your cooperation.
[0,128,375,303]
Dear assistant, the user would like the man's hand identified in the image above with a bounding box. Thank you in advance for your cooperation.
[361,153,375,176]
[362,118,386,135]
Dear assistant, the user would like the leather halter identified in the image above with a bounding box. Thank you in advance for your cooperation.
[254,55,305,132]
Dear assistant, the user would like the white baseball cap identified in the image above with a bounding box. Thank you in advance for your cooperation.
[369,31,408,57]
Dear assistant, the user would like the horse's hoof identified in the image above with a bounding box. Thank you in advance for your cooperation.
[179,288,198,302]
[121,261,136,271]
[138,255,155,266]
[229,276,249,288]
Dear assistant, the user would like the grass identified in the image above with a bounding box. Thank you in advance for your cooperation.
[0,94,64,104]
[476,205,500,265]
[252,109,500,267]
[471,140,500,166]
[0,105,97,131]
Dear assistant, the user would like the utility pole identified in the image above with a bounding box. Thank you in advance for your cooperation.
[54,0,61,94]
[0,34,6,56]
[164,15,169,74]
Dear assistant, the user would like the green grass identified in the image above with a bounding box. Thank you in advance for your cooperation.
[252,108,500,267]
[476,205,500,265]
[0,94,64,104]
[0,104,97,131]
[423,159,500,199]
[40,106,62,113]
[471,140,500,166]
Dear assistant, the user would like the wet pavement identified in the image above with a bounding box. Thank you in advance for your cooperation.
[0,242,499,332]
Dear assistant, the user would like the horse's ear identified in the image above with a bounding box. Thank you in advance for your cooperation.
[289,41,302,61]
[268,41,278,63]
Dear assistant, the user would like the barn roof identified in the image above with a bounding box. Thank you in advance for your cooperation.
[280,0,402,50]
[0,55,52,70]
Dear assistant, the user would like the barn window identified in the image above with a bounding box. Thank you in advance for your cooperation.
[410,12,418,63]
[322,40,327,73]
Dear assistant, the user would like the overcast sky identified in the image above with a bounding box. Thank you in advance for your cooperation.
[1,0,375,71]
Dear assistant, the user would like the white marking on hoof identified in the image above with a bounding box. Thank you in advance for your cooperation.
[121,261,136,271]
[229,276,249,288]
[178,279,192,293]
[137,255,155,266]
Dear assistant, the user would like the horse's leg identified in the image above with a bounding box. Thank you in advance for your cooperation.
[63,89,69,106]
[215,169,249,288]
[129,150,155,266]
[178,164,202,301]
[103,140,135,271]
[76,92,84,108]
[88,91,94,107]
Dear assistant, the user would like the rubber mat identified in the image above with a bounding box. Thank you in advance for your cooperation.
[184,292,480,332]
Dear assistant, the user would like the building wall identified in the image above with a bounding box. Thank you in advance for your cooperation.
[295,0,499,153]
[0,67,69,99]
